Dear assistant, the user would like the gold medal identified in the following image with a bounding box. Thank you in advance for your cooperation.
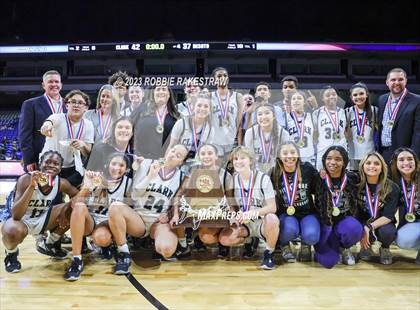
[38,173,48,187]
[286,206,295,216]
[156,124,164,134]
[297,140,305,148]
[262,162,271,172]
[332,207,340,217]
[405,213,416,223]
[158,158,166,166]
[334,133,341,142]
[92,176,102,187]
[357,135,365,144]
[222,119,229,127]
[366,218,374,224]
[387,120,394,128]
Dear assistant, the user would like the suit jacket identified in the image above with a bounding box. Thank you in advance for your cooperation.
[378,90,420,157]
[18,95,66,166]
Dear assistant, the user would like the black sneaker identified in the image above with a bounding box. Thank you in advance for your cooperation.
[243,237,259,259]
[299,244,312,262]
[260,250,275,270]
[100,245,116,260]
[64,257,83,281]
[217,244,229,258]
[193,236,207,252]
[176,244,192,259]
[4,250,21,273]
[114,252,132,275]
[37,239,68,259]
[281,245,296,263]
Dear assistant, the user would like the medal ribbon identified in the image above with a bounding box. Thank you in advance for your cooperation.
[386,88,407,123]
[239,170,255,212]
[98,111,112,139]
[365,184,380,220]
[324,107,340,134]
[325,174,348,208]
[291,112,305,142]
[155,106,168,127]
[159,167,176,180]
[215,91,230,120]
[191,121,205,152]
[44,94,63,114]
[282,171,298,207]
[258,126,273,163]
[353,107,367,137]
[48,174,55,187]
[401,177,416,214]
[65,114,84,140]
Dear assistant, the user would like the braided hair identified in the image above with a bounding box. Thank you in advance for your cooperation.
[39,150,64,167]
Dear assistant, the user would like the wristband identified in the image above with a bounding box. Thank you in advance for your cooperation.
[367,223,374,231]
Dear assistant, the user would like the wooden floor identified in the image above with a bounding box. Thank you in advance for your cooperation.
[1,234,419,310]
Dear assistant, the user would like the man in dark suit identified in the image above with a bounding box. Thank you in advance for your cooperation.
[378,68,420,164]
[18,70,65,172]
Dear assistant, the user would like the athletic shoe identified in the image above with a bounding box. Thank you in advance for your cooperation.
[193,236,207,252]
[64,257,83,281]
[416,250,420,265]
[299,244,312,262]
[114,252,132,275]
[341,248,356,265]
[281,245,296,263]
[100,245,116,260]
[217,244,229,258]
[379,247,393,265]
[36,239,68,259]
[358,246,375,261]
[176,244,192,259]
[152,251,177,262]
[4,250,21,273]
[243,237,259,259]
[260,250,275,270]
[60,235,72,244]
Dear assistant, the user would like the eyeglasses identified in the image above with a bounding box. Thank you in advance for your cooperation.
[68,99,87,106]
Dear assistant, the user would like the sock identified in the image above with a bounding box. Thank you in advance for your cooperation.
[46,232,61,244]
[179,238,187,248]
[5,247,18,254]
[266,246,275,254]
[118,244,130,253]
[73,255,82,261]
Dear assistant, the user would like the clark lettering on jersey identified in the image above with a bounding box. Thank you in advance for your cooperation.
[28,199,52,208]
[146,183,174,198]
[320,118,344,128]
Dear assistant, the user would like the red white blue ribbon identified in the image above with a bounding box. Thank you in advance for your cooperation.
[386,88,407,124]
[365,184,380,220]
[238,170,255,212]
[291,111,305,142]
[215,91,230,121]
[353,107,367,137]
[401,177,416,215]
[98,111,112,139]
[325,174,348,208]
[44,94,63,114]
[65,114,84,140]
[258,126,273,163]
[324,107,340,134]
[282,171,298,207]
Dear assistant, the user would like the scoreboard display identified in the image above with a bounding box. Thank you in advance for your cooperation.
[0,42,419,55]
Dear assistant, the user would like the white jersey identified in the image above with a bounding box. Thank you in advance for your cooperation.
[313,107,347,169]
[41,113,94,168]
[285,112,316,165]
[170,118,214,153]
[345,106,377,161]
[210,90,239,150]
[177,101,193,118]
[22,175,61,221]
[87,176,132,223]
[233,170,275,211]
[133,159,184,219]
[244,124,290,174]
